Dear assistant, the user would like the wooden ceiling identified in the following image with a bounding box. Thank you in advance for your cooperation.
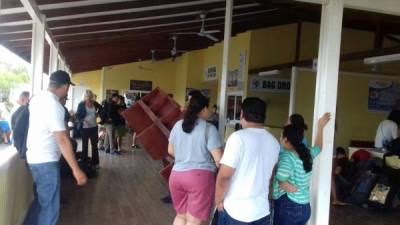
[0,0,399,73]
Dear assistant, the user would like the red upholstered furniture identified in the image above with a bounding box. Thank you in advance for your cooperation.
[121,88,182,180]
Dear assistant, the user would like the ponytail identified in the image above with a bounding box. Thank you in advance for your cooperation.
[293,142,312,172]
[283,125,313,173]
[182,94,209,133]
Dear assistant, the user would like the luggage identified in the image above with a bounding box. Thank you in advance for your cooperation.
[348,170,379,205]
[368,179,397,209]
[60,139,97,179]
[79,160,97,179]
[60,157,97,179]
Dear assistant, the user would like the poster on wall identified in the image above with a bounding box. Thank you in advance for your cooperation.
[106,89,119,100]
[228,69,239,87]
[204,66,217,81]
[130,80,153,91]
[368,81,400,112]
[249,76,290,93]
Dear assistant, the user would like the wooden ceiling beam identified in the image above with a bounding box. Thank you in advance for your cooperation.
[45,0,226,22]
[63,39,212,58]
[51,10,287,43]
[51,9,274,39]
[48,2,261,29]
[50,7,268,36]
[42,0,217,18]
[0,7,278,41]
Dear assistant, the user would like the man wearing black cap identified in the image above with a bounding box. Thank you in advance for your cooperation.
[24,70,87,225]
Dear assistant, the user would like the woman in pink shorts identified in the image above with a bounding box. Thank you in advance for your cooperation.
[168,93,223,225]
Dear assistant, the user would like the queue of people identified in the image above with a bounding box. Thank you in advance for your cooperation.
[167,90,331,225]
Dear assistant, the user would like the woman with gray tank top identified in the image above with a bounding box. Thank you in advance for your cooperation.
[168,94,223,225]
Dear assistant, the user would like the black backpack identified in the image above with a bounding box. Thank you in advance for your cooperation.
[99,100,109,125]
[12,105,30,159]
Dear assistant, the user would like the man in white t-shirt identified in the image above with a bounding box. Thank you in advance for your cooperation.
[24,71,87,225]
[375,110,400,149]
[215,97,280,225]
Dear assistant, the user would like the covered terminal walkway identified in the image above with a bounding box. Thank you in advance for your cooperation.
[1,1,400,225]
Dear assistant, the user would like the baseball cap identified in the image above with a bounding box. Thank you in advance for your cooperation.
[49,70,75,86]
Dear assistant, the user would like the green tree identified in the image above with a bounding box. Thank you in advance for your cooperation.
[0,62,30,102]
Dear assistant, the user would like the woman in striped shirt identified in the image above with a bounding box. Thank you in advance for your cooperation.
[272,113,331,225]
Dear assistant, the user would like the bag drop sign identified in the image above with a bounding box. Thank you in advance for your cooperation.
[250,76,291,93]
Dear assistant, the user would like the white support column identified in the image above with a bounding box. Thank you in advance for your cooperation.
[218,0,233,137]
[49,43,58,74]
[309,1,344,225]
[100,67,106,100]
[57,55,61,70]
[289,66,298,116]
[58,57,65,71]
[30,15,45,95]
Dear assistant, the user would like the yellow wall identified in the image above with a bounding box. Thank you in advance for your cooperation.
[249,24,297,69]
[173,54,189,106]
[102,59,177,99]
[294,70,316,143]
[185,31,251,107]
[294,69,399,148]
[71,70,102,98]
[299,22,375,60]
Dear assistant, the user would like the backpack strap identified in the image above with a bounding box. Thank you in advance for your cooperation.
[205,122,211,147]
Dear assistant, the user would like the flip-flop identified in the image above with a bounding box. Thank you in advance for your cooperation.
[332,201,349,206]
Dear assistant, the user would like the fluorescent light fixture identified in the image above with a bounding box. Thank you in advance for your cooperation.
[364,53,400,65]
[258,69,280,76]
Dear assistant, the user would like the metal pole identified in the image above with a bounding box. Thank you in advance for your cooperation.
[218,0,233,138]
[309,1,344,225]
[289,66,298,116]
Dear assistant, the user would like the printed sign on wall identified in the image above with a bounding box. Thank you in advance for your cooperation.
[204,66,217,81]
[368,81,400,112]
[249,76,291,93]
[130,80,153,91]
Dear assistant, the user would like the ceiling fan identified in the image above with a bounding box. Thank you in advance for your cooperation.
[156,36,187,61]
[172,13,221,42]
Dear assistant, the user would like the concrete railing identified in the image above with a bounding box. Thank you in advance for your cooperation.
[0,147,33,225]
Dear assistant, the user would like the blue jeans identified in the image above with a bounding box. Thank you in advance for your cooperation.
[23,162,61,225]
[218,209,271,225]
[273,194,311,225]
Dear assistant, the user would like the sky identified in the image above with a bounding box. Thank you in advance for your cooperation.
[0,45,29,68]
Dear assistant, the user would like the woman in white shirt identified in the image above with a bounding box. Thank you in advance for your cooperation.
[375,110,400,149]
